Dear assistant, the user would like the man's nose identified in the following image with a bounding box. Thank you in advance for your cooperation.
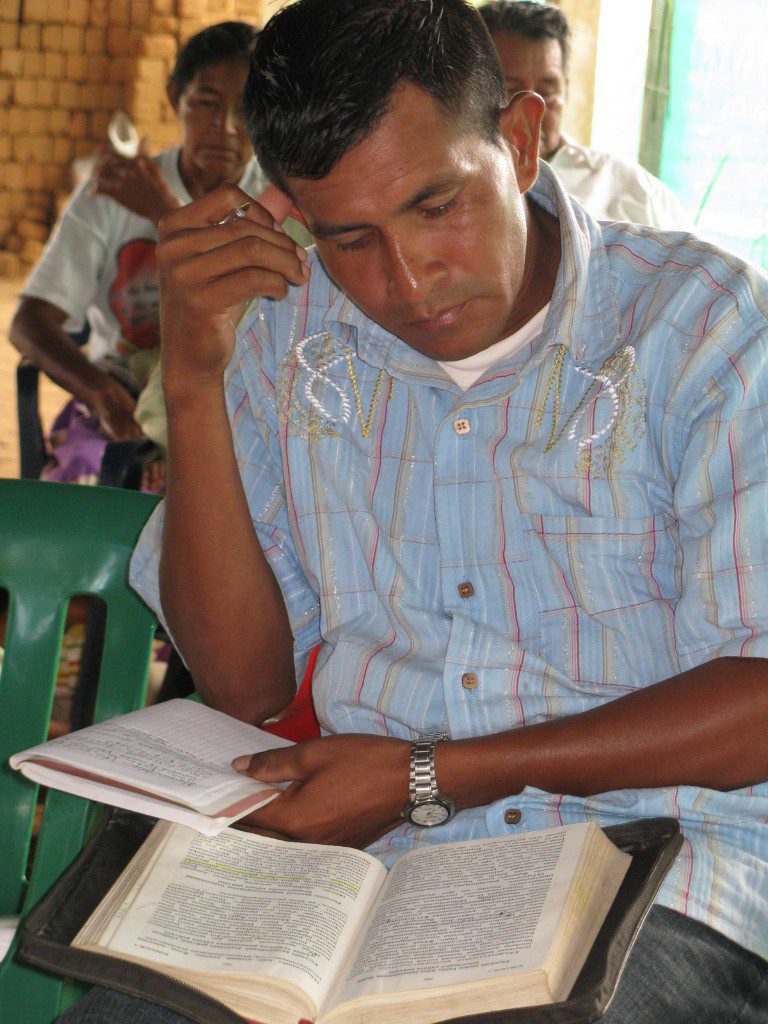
[210,106,244,136]
[224,108,243,135]
[385,237,445,304]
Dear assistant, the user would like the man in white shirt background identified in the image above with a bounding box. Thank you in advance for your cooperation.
[479,0,692,230]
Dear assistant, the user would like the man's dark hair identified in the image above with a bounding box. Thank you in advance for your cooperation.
[478,2,570,76]
[167,21,257,99]
[242,0,507,185]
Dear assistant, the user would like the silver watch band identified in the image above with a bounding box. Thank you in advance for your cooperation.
[404,732,454,827]
[409,738,442,804]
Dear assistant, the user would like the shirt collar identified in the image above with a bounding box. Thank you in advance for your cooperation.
[550,133,602,172]
[531,161,623,366]
[166,150,266,206]
[319,160,622,380]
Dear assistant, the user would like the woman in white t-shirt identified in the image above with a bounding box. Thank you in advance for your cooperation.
[9,21,271,484]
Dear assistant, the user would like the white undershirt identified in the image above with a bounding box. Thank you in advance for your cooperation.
[438,302,550,390]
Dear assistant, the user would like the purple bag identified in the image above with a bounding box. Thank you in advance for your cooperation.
[42,400,108,485]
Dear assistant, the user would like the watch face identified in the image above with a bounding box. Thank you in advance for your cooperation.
[409,802,451,827]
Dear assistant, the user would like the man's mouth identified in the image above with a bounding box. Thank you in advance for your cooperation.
[405,301,468,332]
[201,145,241,159]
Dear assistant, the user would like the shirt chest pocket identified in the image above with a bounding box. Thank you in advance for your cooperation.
[526,513,682,685]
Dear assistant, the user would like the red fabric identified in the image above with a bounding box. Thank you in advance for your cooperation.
[261,646,321,742]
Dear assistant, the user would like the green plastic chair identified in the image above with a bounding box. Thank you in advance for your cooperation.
[0,478,161,1024]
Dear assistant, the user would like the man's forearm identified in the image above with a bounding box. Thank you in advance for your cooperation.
[160,382,296,724]
[437,656,768,811]
[10,297,111,403]
[153,183,310,724]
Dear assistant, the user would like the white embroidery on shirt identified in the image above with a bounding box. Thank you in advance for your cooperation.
[573,347,646,477]
[296,332,352,425]
[277,331,347,442]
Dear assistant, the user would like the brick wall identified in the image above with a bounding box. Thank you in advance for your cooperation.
[0,0,282,278]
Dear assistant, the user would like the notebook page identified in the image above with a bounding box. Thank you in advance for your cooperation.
[10,699,292,816]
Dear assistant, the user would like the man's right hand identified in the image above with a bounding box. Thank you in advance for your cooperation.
[90,144,182,226]
[156,184,309,403]
[9,295,143,442]
[87,374,141,441]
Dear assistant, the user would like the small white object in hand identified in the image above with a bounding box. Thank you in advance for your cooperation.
[108,111,140,158]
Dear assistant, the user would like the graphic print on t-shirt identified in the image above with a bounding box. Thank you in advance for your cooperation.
[109,239,161,352]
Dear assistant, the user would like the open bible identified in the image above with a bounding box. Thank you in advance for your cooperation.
[70,818,631,1024]
[9,699,291,834]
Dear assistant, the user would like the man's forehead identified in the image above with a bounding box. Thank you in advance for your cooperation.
[493,33,565,79]
[285,85,497,232]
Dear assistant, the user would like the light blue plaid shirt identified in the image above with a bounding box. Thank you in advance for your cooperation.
[131,163,768,959]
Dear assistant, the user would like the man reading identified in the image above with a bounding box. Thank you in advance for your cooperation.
[63,1,768,1021]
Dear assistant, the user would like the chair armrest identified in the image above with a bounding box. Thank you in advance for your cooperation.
[98,438,163,490]
[16,360,47,480]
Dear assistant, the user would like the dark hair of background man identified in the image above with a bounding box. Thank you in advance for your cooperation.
[167,20,257,97]
[478,1,571,77]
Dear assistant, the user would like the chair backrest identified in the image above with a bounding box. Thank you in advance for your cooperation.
[0,478,160,1023]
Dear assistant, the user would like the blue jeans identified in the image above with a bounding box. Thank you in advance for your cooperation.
[57,907,768,1024]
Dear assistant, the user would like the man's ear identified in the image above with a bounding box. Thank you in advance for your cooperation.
[499,91,545,193]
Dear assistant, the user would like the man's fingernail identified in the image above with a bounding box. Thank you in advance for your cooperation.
[232,755,251,772]
[296,245,308,262]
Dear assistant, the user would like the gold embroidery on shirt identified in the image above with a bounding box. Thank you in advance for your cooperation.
[344,347,394,440]
[536,345,646,476]
[575,353,646,477]
[277,330,394,444]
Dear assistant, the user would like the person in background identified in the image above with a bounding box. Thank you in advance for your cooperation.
[479,0,692,230]
[9,21,306,486]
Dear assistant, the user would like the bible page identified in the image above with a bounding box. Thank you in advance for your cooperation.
[10,699,292,817]
[76,822,387,1011]
[328,822,595,1006]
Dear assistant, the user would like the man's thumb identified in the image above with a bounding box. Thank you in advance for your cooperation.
[232,747,298,782]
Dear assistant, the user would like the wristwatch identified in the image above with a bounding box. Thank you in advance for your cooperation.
[402,733,455,828]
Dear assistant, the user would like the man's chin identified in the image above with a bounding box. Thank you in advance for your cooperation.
[396,326,503,363]
[393,302,500,361]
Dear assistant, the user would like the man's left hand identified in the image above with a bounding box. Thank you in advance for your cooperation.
[232,734,411,849]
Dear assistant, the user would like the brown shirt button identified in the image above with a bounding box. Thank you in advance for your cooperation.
[453,417,471,435]
[457,582,474,599]
[504,808,522,825]
[461,672,479,690]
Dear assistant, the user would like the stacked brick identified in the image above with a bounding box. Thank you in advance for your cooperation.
[0,0,278,279]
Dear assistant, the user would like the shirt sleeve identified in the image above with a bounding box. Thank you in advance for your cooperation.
[21,181,116,332]
[672,313,768,666]
[130,298,321,686]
